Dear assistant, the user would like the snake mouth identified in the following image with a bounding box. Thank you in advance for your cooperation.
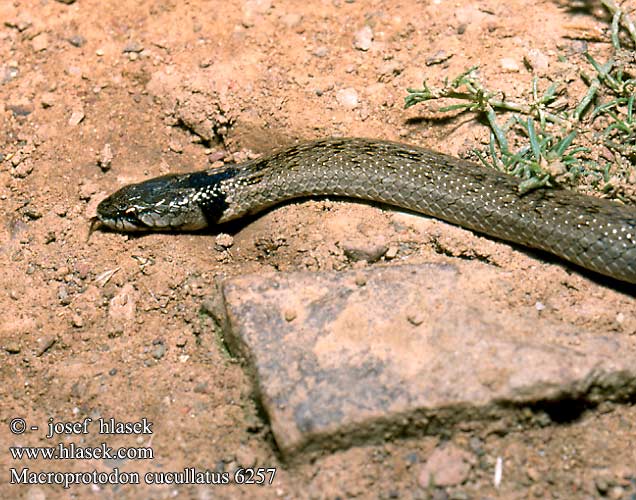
[88,211,154,238]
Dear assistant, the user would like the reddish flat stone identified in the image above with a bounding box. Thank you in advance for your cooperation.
[221,264,636,459]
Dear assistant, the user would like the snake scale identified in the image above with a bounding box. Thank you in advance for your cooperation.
[94,138,636,284]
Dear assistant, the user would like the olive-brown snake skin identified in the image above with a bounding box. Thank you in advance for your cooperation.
[94,138,636,284]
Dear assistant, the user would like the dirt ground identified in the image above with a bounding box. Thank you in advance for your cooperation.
[1,0,635,498]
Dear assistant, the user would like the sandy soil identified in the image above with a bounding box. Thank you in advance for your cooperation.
[1,0,635,498]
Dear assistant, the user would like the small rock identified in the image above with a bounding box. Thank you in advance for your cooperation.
[8,103,33,117]
[78,181,98,200]
[354,274,367,286]
[109,283,137,323]
[313,46,328,58]
[500,57,520,72]
[152,342,166,360]
[2,65,19,84]
[426,50,452,66]
[595,476,610,495]
[353,25,373,51]
[215,233,234,248]
[31,33,49,52]
[71,314,84,328]
[283,309,297,322]
[41,92,56,108]
[342,240,388,263]
[68,35,86,47]
[98,143,113,171]
[207,149,227,163]
[56,0,77,4]
[385,245,398,260]
[95,49,104,57]
[468,437,484,456]
[36,335,57,356]
[524,48,549,74]
[12,160,34,179]
[280,13,302,29]
[57,285,71,305]
[418,444,473,487]
[123,41,144,53]
[336,88,359,109]
[24,207,42,220]
[68,110,85,126]
[168,138,183,153]
[10,151,25,167]
[608,486,624,499]
[193,382,208,393]
[4,342,21,354]
[378,61,404,82]
[5,18,33,32]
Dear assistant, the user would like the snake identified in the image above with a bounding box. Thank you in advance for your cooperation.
[92,137,636,284]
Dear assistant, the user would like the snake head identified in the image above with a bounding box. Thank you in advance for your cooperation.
[93,173,213,232]
[92,169,235,234]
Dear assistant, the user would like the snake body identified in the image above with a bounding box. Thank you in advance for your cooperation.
[95,138,636,284]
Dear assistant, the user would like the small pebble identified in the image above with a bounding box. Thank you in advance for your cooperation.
[313,46,328,58]
[8,103,33,117]
[68,35,86,47]
[418,444,473,487]
[152,342,166,360]
[31,33,49,52]
[354,274,367,286]
[336,88,359,109]
[58,285,71,305]
[283,309,297,322]
[193,382,208,394]
[78,181,98,200]
[36,335,57,356]
[168,138,183,153]
[215,233,234,248]
[4,342,21,354]
[68,110,85,126]
[500,57,520,72]
[353,25,373,51]
[426,50,452,66]
[385,245,398,260]
[71,314,84,328]
[41,92,56,108]
[342,240,387,262]
[123,41,144,53]
[524,48,549,73]
[280,13,302,29]
[98,143,113,171]
[12,160,34,179]
[595,476,610,495]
